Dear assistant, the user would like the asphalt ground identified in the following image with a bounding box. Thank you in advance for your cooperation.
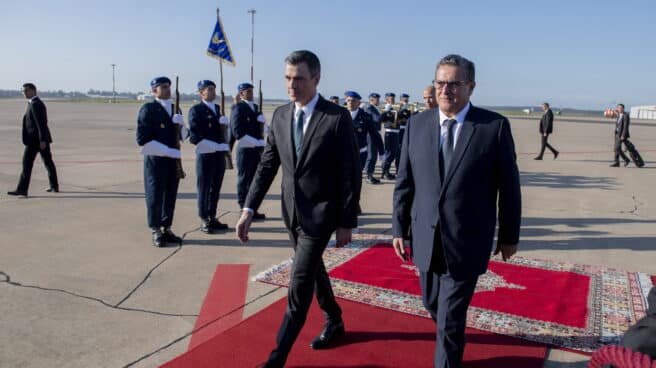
[1,99,655,367]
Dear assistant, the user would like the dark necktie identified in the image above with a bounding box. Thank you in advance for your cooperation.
[294,109,305,157]
[441,119,457,175]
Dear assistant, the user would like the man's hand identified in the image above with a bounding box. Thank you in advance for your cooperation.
[621,135,626,141]
[392,237,409,262]
[39,142,47,150]
[236,210,253,243]
[257,114,266,124]
[494,243,518,261]
[172,114,184,125]
[335,227,352,248]
[219,116,229,125]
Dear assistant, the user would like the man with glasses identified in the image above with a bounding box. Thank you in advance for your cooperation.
[393,54,521,367]
[8,83,59,197]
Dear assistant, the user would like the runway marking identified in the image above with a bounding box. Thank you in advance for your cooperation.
[188,264,250,351]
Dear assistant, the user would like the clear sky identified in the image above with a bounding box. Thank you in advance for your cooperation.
[2,0,654,109]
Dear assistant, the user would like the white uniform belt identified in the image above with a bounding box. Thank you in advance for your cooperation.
[400,125,407,129]
[385,129,400,133]
[359,146,368,153]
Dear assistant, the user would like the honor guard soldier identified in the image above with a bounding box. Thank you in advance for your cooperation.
[230,82,266,220]
[381,92,399,180]
[344,91,384,181]
[329,95,340,105]
[397,93,413,165]
[136,77,185,247]
[188,80,230,233]
[364,92,383,184]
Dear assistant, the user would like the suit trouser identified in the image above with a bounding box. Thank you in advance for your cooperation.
[143,156,179,230]
[267,223,342,366]
[16,144,59,193]
[365,136,378,175]
[613,136,630,163]
[359,150,368,172]
[538,134,558,157]
[236,147,263,208]
[196,152,225,220]
[382,132,399,174]
[419,229,478,368]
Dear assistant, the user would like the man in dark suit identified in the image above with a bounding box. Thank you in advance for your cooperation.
[534,102,559,160]
[236,50,361,368]
[423,85,438,109]
[8,83,59,196]
[188,80,230,234]
[364,92,383,184]
[392,54,521,368]
[610,103,631,167]
[230,82,266,219]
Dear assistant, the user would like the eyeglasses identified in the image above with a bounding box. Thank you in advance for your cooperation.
[433,80,468,89]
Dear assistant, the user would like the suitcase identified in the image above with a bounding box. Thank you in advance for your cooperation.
[623,139,645,167]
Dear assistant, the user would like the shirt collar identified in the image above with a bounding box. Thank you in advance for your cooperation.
[243,100,256,111]
[349,109,359,120]
[294,93,320,118]
[439,102,471,127]
[202,99,216,112]
[29,96,38,103]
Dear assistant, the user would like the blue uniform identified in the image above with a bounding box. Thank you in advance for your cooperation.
[364,104,383,176]
[136,101,180,230]
[397,105,412,168]
[351,108,384,169]
[381,108,399,176]
[230,100,263,208]
[189,102,227,221]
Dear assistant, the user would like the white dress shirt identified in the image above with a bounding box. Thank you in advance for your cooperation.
[155,97,173,116]
[350,109,359,120]
[438,102,471,150]
[293,93,320,134]
[202,99,217,115]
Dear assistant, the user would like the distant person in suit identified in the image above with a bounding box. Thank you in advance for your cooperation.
[8,83,59,196]
[610,103,631,167]
[423,84,438,109]
[236,50,361,368]
[329,95,340,104]
[392,54,521,367]
[534,102,559,160]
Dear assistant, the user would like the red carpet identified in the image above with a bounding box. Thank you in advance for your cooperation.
[163,298,547,368]
[188,264,250,350]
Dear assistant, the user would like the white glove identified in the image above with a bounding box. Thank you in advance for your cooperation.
[384,104,393,112]
[257,114,266,124]
[219,116,229,125]
[172,114,184,125]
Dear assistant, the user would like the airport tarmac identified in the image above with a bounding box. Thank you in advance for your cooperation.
[1,99,655,367]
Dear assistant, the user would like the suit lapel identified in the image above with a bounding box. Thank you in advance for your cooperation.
[277,102,294,166]
[431,112,443,185]
[296,97,326,169]
[441,110,476,191]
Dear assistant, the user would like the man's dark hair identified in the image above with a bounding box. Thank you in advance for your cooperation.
[436,54,476,82]
[285,50,321,77]
[22,83,36,91]
[543,102,550,108]
[618,103,625,109]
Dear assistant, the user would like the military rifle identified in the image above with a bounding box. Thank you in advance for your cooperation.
[173,76,185,179]
[220,84,234,169]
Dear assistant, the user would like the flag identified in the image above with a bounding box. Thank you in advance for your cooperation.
[206,14,235,65]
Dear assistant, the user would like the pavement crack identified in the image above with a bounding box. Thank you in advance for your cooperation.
[619,194,640,216]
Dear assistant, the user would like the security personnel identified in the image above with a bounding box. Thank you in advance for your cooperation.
[344,91,384,176]
[364,92,383,184]
[230,82,266,220]
[188,80,230,234]
[136,77,184,247]
[381,92,399,180]
[397,93,413,168]
[329,95,340,105]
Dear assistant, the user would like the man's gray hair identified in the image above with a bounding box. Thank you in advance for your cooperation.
[436,54,476,82]
[285,50,321,77]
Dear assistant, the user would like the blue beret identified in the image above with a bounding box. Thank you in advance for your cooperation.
[401,93,409,98]
[150,76,171,89]
[385,92,396,98]
[237,82,254,92]
[369,92,380,99]
[197,80,216,90]
[344,90,362,100]
[329,96,339,100]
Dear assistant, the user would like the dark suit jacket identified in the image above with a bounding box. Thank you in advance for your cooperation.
[230,100,262,143]
[188,102,227,145]
[392,105,521,279]
[539,108,553,134]
[22,97,52,146]
[136,102,178,149]
[622,286,656,359]
[244,96,362,237]
[616,112,631,138]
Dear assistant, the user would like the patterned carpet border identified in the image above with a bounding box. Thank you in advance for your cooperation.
[254,234,655,352]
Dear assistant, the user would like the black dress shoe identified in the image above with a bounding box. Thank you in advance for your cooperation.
[200,221,212,234]
[383,172,396,180]
[624,160,630,167]
[533,156,543,160]
[252,212,266,220]
[310,320,345,350]
[553,151,559,160]
[45,187,59,193]
[7,190,28,196]
[610,162,620,167]
[209,218,229,231]
[162,229,182,245]
[152,230,164,247]
[365,175,381,184]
